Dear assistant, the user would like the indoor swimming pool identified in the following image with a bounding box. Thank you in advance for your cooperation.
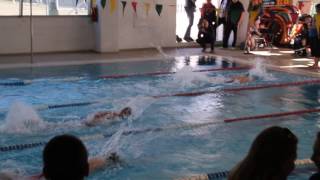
[0,55,319,180]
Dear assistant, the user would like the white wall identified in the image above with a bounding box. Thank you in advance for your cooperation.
[96,0,176,52]
[0,16,94,54]
[118,0,176,49]
[0,0,249,54]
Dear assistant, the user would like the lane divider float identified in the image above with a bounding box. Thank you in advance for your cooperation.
[2,107,320,153]
[176,159,314,180]
[153,79,320,98]
[0,67,249,86]
[0,80,32,86]
[1,78,319,113]
[99,67,249,79]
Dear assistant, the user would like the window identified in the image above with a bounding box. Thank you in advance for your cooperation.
[0,0,90,16]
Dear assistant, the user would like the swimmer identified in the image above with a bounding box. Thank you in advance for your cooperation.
[226,73,255,84]
[84,107,132,127]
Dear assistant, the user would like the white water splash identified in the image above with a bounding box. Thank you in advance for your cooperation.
[249,58,276,81]
[0,101,46,134]
[150,43,171,60]
[166,66,213,88]
[99,128,124,157]
[123,96,157,123]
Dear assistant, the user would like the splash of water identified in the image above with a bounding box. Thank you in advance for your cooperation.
[123,96,157,123]
[0,101,46,134]
[97,96,157,158]
[150,43,171,60]
[99,127,124,157]
[249,58,276,81]
[166,66,215,88]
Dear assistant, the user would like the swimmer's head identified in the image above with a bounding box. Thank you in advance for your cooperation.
[119,107,132,119]
[108,152,120,163]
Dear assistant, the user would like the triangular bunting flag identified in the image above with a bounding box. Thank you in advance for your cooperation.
[110,0,117,14]
[121,1,127,16]
[131,1,138,15]
[155,4,163,16]
[144,2,150,16]
[101,0,107,9]
[91,0,96,6]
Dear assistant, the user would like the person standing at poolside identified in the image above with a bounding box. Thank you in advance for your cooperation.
[309,3,320,68]
[223,0,244,48]
[184,0,197,42]
[216,0,229,36]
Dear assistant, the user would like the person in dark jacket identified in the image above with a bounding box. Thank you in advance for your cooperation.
[197,0,217,53]
[223,0,244,48]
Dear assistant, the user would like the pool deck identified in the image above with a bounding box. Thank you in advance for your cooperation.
[0,46,319,77]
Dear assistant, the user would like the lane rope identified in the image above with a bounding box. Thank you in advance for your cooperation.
[0,67,249,86]
[99,67,249,79]
[153,79,320,98]
[2,107,320,152]
[176,159,314,180]
[0,80,31,86]
[1,78,319,113]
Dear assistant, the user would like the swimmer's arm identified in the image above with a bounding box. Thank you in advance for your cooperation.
[89,156,107,173]
[89,155,117,173]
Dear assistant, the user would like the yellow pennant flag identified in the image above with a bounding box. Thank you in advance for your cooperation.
[144,2,150,16]
[110,0,117,14]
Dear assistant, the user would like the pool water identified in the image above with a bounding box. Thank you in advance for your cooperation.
[0,56,319,180]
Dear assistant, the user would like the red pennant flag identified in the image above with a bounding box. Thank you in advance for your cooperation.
[131,1,137,15]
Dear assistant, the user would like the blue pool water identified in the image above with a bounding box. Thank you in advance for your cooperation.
[0,56,319,180]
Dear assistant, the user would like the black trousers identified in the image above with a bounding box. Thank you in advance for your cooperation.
[223,22,238,48]
[198,28,216,51]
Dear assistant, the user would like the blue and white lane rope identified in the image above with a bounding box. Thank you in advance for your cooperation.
[2,78,320,114]
[0,101,97,113]
[3,106,320,152]
[0,80,32,86]
[176,159,315,180]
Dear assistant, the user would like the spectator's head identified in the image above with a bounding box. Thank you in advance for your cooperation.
[43,135,89,180]
[232,0,239,3]
[119,107,132,119]
[301,14,312,25]
[206,0,212,3]
[316,3,320,13]
[228,126,298,180]
[311,132,320,169]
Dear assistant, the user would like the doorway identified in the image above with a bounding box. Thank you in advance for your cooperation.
[176,0,224,43]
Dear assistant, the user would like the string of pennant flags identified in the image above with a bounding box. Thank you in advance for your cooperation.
[97,0,164,16]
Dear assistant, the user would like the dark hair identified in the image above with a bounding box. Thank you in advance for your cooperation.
[299,14,312,21]
[311,132,320,169]
[316,3,320,11]
[228,126,298,180]
[120,107,132,118]
[43,135,89,180]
